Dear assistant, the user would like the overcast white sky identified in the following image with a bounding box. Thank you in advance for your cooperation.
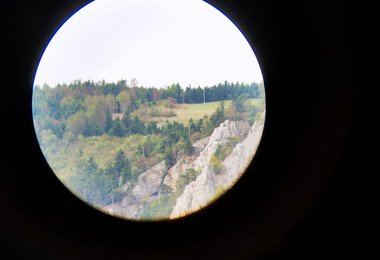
[34,0,263,88]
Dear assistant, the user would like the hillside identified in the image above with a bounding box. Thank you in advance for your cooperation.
[128,99,261,126]
[33,79,265,219]
[101,112,265,220]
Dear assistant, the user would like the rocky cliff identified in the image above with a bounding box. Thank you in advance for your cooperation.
[217,112,265,188]
[102,113,265,220]
[170,112,265,219]
[102,160,166,219]
[163,120,245,192]
[163,136,209,191]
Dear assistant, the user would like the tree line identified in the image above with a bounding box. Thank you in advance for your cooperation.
[34,80,261,113]
[69,149,133,207]
[33,80,262,139]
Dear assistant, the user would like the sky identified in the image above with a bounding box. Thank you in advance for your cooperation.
[34,0,263,88]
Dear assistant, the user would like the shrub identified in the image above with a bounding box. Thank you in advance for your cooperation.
[176,168,201,191]
[160,97,176,108]
[190,131,203,143]
[210,155,223,174]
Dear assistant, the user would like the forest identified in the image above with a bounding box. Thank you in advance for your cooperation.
[33,80,265,209]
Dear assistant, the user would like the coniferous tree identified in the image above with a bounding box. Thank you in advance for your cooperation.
[183,136,194,155]
[108,118,125,137]
[164,148,175,168]
[105,109,113,133]
[113,150,132,187]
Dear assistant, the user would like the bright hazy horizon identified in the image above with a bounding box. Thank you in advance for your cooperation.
[34,0,263,88]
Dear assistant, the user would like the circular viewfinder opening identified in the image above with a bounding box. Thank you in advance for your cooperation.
[32,0,266,221]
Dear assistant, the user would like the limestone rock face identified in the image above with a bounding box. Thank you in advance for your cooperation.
[132,161,166,199]
[192,120,241,171]
[163,136,209,191]
[217,113,265,188]
[102,113,265,220]
[102,160,166,219]
[163,155,195,191]
[170,114,265,219]
[170,164,216,218]
[163,121,240,195]
[170,120,243,219]
[101,194,142,219]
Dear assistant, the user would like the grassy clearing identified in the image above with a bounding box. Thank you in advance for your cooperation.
[112,99,261,126]
[163,98,261,125]
[169,100,232,125]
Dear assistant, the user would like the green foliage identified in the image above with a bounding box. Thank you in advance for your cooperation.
[164,148,175,168]
[210,101,225,127]
[108,118,125,137]
[33,81,260,140]
[39,129,59,154]
[160,97,177,108]
[160,121,187,150]
[247,105,259,125]
[116,90,135,114]
[131,103,176,120]
[66,111,87,136]
[146,121,159,134]
[105,109,113,132]
[233,93,249,113]
[33,79,264,215]
[112,149,132,187]
[60,95,84,118]
[210,155,223,174]
[68,157,112,207]
[214,144,224,160]
[183,137,194,155]
[176,168,201,191]
[214,137,240,162]
[67,150,133,207]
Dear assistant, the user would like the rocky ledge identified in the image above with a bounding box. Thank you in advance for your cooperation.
[170,112,265,219]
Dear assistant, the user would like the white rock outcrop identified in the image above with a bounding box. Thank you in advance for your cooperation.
[163,120,241,192]
[132,161,166,199]
[217,112,265,188]
[170,113,265,219]
[170,164,216,218]
[102,113,265,220]
[170,120,243,218]
[163,137,209,191]
[192,120,241,171]
[102,160,167,219]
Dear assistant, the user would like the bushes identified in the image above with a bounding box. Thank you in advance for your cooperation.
[160,97,177,108]
[151,107,176,117]
[131,104,176,120]
[176,168,201,191]
[214,137,240,162]
[164,148,176,168]
[210,155,223,174]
